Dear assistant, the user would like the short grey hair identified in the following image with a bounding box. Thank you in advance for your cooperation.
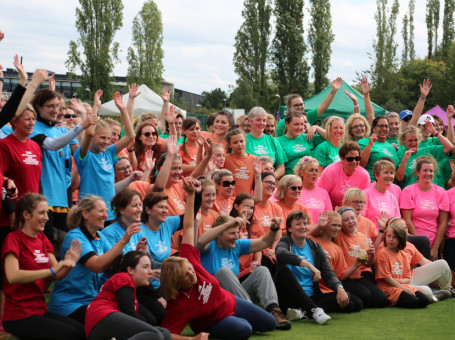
[248,107,267,121]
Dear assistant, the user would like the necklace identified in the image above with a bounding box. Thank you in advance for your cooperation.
[182,285,194,299]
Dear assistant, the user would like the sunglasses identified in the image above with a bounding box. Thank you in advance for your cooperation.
[288,186,302,191]
[345,156,361,162]
[222,180,236,187]
[402,116,412,122]
[142,131,158,137]
[64,114,76,119]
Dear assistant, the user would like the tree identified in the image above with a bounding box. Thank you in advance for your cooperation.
[229,78,259,111]
[271,0,309,97]
[409,0,416,60]
[426,0,440,60]
[370,0,400,105]
[440,0,455,61]
[402,14,409,64]
[126,0,164,93]
[308,0,335,94]
[201,88,227,110]
[233,0,272,104]
[66,0,123,101]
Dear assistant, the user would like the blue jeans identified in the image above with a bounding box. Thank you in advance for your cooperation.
[206,297,276,339]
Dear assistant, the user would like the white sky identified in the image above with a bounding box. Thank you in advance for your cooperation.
[0,0,430,95]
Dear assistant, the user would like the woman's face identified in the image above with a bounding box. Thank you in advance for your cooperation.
[434,120,445,134]
[330,119,344,142]
[419,122,432,137]
[213,115,230,135]
[284,179,302,202]
[404,133,419,151]
[373,118,389,140]
[234,198,254,220]
[346,196,366,215]
[262,175,277,197]
[14,110,36,137]
[38,97,60,122]
[219,226,240,249]
[375,167,395,187]
[324,216,342,239]
[385,228,399,251]
[263,162,274,173]
[265,118,276,135]
[300,163,319,185]
[114,158,133,182]
[146,199,168,223]
[92,128,111,153]
[24,200,49,233]
[216,175,235,198]
[179,260,197,289]
[119,195,143,224]
[350,118,366,139]
[250,115,266,134]
[110,125,122,145]
[139,125,158,148]
[129,256,153,288]
[289,97,305,112]
[202,185,216,210]
[174,117,183,134]
[64,108,76,128]
[417,163,434,184]
[341,150,361,176]
[182,123,200,141]
[288,217,309,238]
[341,210,357,235]
[229,134,246,155]
[211,147,225,168]
[168,159,183,184]
[286,116,305,137]
[84,200,108,231]
[388,117,400,136]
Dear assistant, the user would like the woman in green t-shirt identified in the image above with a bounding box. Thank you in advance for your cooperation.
[313,116,344,174]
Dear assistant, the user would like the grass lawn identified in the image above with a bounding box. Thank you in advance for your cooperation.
[181,299,455,340]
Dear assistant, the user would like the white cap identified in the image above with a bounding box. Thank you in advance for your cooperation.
[417,114,434,126]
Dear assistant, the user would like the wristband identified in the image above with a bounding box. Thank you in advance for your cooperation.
[270,226,280,232]
[419,97,426,101]
[50,267,57,278]
[127,147,135,153]
[353,105,359,108]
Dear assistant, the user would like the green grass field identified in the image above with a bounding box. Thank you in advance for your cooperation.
[181,299,455,340]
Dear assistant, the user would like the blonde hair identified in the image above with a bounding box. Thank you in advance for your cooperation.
[399,125,420,146]
[67,196,105,230]
[161,256,191,301]
[343,114,370,143]
[266,113,277,137]
[11,104,37,126]
[95,120,112,134]
[275,175,302,201]
[103,117,121,128]
[342,188,366,206]
[294,156,319,177]
[325,116,345,141]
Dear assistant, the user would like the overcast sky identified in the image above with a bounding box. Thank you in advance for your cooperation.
[1,0,429,95]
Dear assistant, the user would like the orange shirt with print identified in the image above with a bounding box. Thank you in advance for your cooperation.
[178,144,199,177]
[335,231,368,280]
[309,236,348,293]
[198,209,219,239]
[164,181,186,254]
[200,131,227,151]
[253,201,285,245]
[238,224,265,278]
[223,154,258,197]
[375,248,417,305]
[275,201,314,225]
[356,215,378,274]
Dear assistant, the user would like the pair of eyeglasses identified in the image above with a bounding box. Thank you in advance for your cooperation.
[352,200,365,205]
[115,165,132,172]
[293,103,304,108]
[64,114,76,119]
[288,186,302,191]
[142,131,158,137]
[262,180,277,187]
[376,124,389,129]
[43,104,61,110]
[222,180,236,187]
[345,156,361,162]
[351,124,365,130]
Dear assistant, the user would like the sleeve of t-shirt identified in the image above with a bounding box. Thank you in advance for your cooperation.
[399,187,415,210]
[71,234,98,266]
[0,141,11,171]
[438,188,449,212]
[238,238,252,256]
[357,138,368,151]
[306,108,318,125]
[272,138,288,166]
[1,233,21,261]
[317,165,333,191]
[374,252,392,280]
[312,143,328,167]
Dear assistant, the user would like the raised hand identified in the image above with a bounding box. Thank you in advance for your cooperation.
[425,119,437,135]
[167,134,179,156]
[359,77,371,95]
[0,30,4,42]
[368,132,378,146]
[128,83,141,99]
[375,211,389,232]
[331,77,343,92]
[182,176,196,193]
[30,69,48,87]
[419,79,432,98]
[165,105,177,124]
[70,98,87,116]
[318,211,329,228]
[0,64,3,79]
[48,74,55,91]
[219,200,232,216]
[13,54,27,85]
[447,105,455,120]
[64,240,83,265]
[94,90,103,107]
[161,87,171,103]
[135,237,148,253]
[344,89,358,102]
[144,149,155,170]
[253,157,262,175]
[113,92,125,110]
[81,113,97,129]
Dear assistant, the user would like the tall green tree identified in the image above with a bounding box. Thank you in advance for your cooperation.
[126,0,164,93]
[201,88,227,110]
[66,0,123,101]
[440,0,455,61]
[233,0,272,104]
[308,0,335,94]
[370,0,400,105]
[409,0,416,60]
[402,14,409,64]
[426,0,440,60]
[271,0,309,97]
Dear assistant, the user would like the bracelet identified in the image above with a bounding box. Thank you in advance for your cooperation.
[270,226,280,232]
[419,97,426,101]
[379,229,384,233]
[435,132,440,137]
[128,97,135,101]
[127,148,134,153]
[50,268,57,278]
[0,78,3,83]
[353,104,359,108]
[28,82,37,89]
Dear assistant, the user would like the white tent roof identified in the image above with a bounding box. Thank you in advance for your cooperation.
[98,84,186,117]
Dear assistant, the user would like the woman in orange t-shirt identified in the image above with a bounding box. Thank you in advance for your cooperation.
[375,221,429,308]
[334,207,388,309]
[179,117,201,177]
[275,175,314,224]
[197,179,219,238]
[212,169,236,215]
[200,110,233,151]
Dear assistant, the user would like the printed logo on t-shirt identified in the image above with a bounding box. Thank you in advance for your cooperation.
[302,198,323,210]
[381,148,393,157]
[323,249,331,259]
[198,281,213,304]
[253,145,268,155]
[421,200,436,211]
[33,250,49,264]
[391,261,403,275]
[331,155,341,162]
[221,258,235,270]
[99,157,113,171]
[173,198,185,211]
[155,241,168,255]
[348,244,362,258]
[203,224,211,233]
[22,151,39,166]
[408,159,417,170]
[340,184,351,195]
[261,216,272,227]
[292,144,307,153]
[234,166,250,180]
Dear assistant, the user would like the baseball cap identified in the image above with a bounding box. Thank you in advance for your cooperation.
[399,110,412,120]
[417,114,435,126]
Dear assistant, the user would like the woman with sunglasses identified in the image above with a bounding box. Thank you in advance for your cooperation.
[318,142,370,209]
[294,156,332,223]
[358,116,399,182]
[130,122,159,172]
[213,169,236,214]
[275,175,313,224]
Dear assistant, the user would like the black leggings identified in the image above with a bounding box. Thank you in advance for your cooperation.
[3,311,85,340]
[407,235,431,260]
[343,278,388,308]
[89,312,171,340]
[275,265,362,315]
[396,291,429,309]
[137,286,166,325]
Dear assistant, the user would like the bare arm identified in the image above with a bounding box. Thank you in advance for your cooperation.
[80,90,101,158]
[383,277,415,295]
[317,77,342,117]
[196,218,247,251]
[152,135,178,192]
[115,92,135,153]
[344,90,360,114]
[401,209,417,236]
[446,105,455,144]
[409,79,432,126]
[431,210,448,260]
[359,78,374,126]
[360,134,377,168]
[396,150,414,182]
[126,83,141,120]
[249,217,282,253]
[274,164,285,179]
[158,87,171,134]
[252,158,262,204]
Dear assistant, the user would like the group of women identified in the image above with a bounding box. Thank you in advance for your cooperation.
[0,66,454,340]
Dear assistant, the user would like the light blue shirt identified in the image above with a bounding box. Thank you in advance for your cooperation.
[200,239,251,276]
[288,241,315,297]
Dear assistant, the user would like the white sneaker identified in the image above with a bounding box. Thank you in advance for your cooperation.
[286,308,307,321]
[311,307,331,325]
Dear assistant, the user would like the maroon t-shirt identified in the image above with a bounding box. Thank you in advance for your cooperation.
[2,231,54,321]
[161,244,236,334]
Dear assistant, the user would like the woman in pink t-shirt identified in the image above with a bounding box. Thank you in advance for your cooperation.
[400,156,449,260]
[443,186,455,287]
[295,156,332,223]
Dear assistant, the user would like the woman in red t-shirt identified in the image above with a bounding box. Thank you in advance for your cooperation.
[2,193,84,339]
[161,178,276,339]
[85,251,173,340]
